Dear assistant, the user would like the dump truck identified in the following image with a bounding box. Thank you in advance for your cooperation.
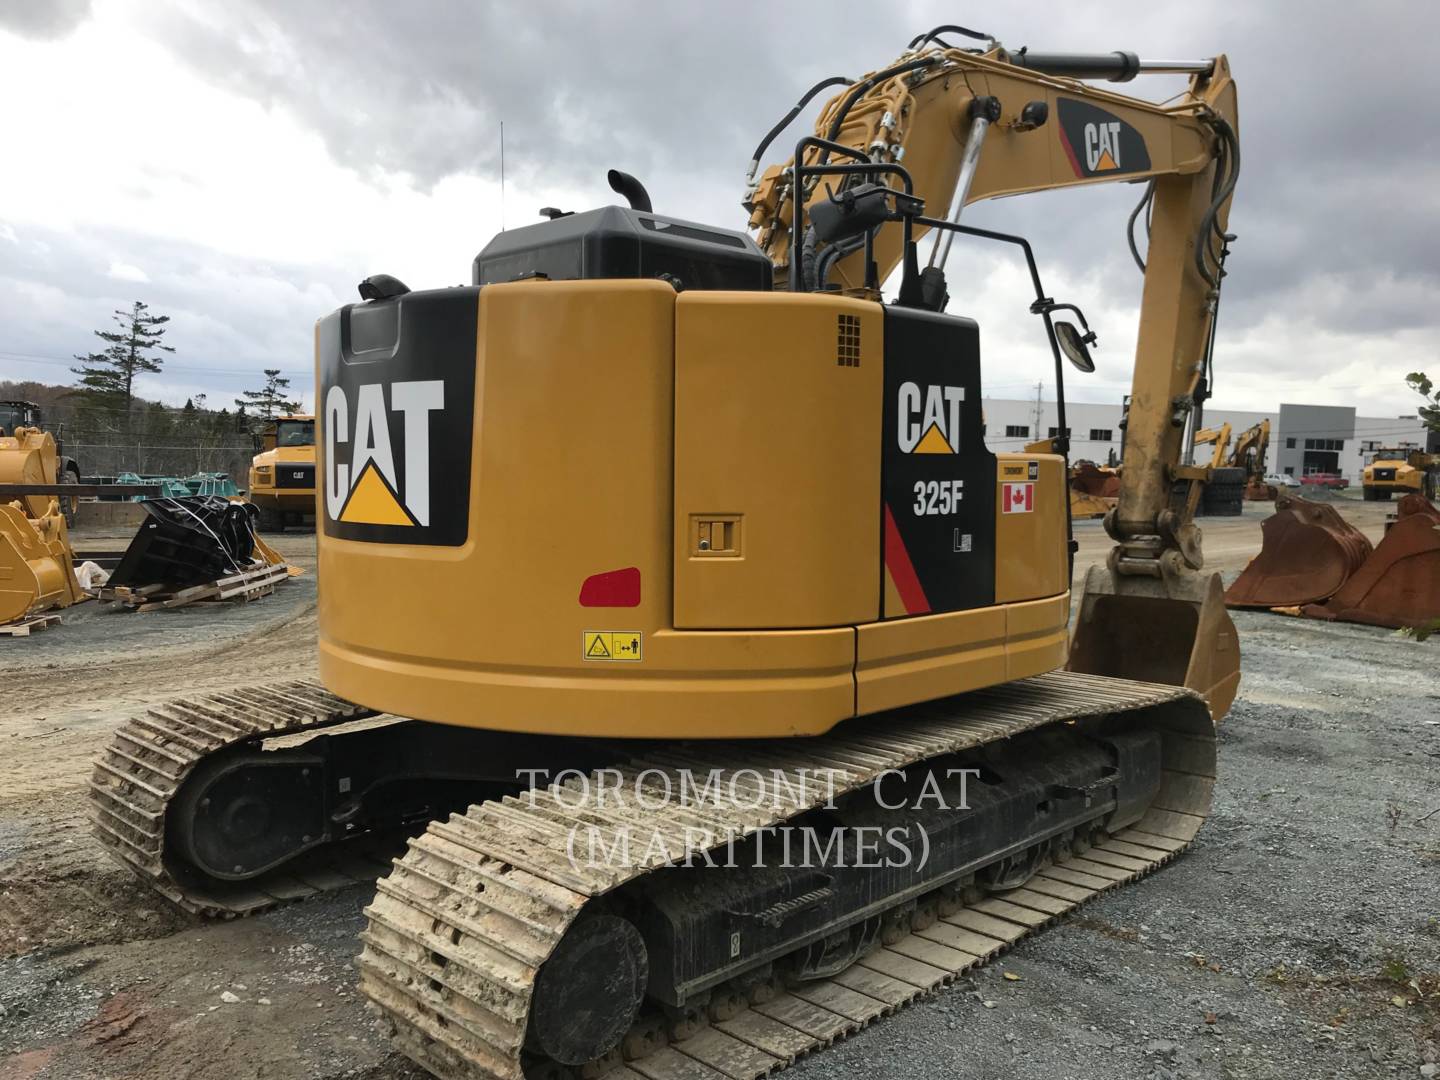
[1362,447,1438,501]
[246,414,316,530]
[93,28,1241,1079]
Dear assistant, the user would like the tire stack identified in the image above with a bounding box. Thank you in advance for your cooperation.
[1169,467,1246,517]
[1201,467,1246,516]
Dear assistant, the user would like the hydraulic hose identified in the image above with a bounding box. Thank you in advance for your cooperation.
[746,75,852,185]
[1127,180,1154,273]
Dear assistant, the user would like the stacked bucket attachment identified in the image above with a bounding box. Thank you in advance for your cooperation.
[1224,494,1372,608]
[109,495,274,592]
[1226,492,1440,631]
[0,427,84,625]
[1301,495,1440,629]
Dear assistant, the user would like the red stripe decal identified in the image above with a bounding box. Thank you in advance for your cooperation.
[1057,124,1084,178]
[883,503,931,615]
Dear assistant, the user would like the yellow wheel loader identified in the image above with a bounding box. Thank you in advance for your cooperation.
[93,27,1242,1079]
[246,414,316,530]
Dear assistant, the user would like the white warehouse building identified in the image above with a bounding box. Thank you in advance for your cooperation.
[980,398,1434,482]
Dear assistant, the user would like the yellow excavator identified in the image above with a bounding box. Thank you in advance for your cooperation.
[1229,419,1272,499]
[92,26,1240,1079]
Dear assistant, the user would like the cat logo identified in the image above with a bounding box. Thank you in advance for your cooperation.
[1056,98,1151,179]
[324,381,444,527]
[1084,120,1123,171]
[897,381,964,454]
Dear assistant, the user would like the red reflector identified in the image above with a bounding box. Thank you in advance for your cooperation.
[579,567,641,607]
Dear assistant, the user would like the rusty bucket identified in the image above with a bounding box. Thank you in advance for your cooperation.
[1224,494,1372,609]
[1301,495,1440,629]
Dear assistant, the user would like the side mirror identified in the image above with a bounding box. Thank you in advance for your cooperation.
[1055,321,1096,373]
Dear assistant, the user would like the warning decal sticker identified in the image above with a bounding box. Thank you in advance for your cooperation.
[582,631,644,662]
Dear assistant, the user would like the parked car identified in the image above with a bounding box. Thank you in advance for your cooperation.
[1299,472,1349,489]
[1264,473,1301,489]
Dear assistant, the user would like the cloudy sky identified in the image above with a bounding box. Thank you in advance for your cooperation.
[0,0,1435,419]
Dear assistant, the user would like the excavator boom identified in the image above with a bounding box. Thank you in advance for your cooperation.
[752,42,1240,719]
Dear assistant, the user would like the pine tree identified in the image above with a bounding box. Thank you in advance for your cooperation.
[71,301,174,409]
[235,368,301,421]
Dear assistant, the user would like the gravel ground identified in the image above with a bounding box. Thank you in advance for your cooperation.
[1,504,1436,1080]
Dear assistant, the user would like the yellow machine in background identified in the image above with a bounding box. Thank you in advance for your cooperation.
[246,414,315,530]
[1363,447,1438,501]
[1229,419,1273,499]
[0,427,84,625]
[94,28,1244,1080]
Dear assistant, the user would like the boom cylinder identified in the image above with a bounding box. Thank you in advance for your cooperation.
[1007,51,1214,82]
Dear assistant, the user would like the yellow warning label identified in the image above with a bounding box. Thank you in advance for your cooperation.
[583,631,643,662]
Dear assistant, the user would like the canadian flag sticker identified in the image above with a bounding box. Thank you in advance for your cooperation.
[1002,481,1035,514]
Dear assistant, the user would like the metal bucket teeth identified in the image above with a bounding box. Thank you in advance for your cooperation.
[356,671,1215,1080]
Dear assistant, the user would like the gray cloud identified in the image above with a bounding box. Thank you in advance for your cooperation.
[0,221,342,405]
[0,0,91,41]
[8,0,1440,417]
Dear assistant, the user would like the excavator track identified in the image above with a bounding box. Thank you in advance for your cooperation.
[357,671,1215,1080]
[89,679,385,917]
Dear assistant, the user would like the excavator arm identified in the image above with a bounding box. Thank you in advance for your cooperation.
[747,41,1241,718]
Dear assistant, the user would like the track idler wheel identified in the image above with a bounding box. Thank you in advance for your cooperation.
[528,914,648,1066]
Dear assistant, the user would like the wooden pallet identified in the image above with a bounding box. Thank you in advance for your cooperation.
[93,562,291,612]
[0,613,62,637]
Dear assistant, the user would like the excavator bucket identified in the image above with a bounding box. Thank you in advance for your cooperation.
[1069,488,1113,520]
[1068,565,1241,722]
[1301,495,1440,629]
[1223,494,1372,608]
[0,500,84,625]
[111,496,264,590]
[1071,461,1121,497]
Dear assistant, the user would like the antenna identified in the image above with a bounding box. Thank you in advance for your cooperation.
[1030,381,1044,439]
[500,120,506,231]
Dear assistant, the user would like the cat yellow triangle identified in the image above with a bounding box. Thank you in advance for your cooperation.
[339,461,414,525]
[914,423,955,454]
[1095,148,1119,171]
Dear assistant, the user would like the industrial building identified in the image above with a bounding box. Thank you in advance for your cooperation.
[982,397,1435,480]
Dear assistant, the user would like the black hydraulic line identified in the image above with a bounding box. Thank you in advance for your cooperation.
[907,23,992,49]
[1126,180,1154,273]
[790,137,915,293]
[747,75,852,182]
[1194,117,1239,291]
[815,233,867,289]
